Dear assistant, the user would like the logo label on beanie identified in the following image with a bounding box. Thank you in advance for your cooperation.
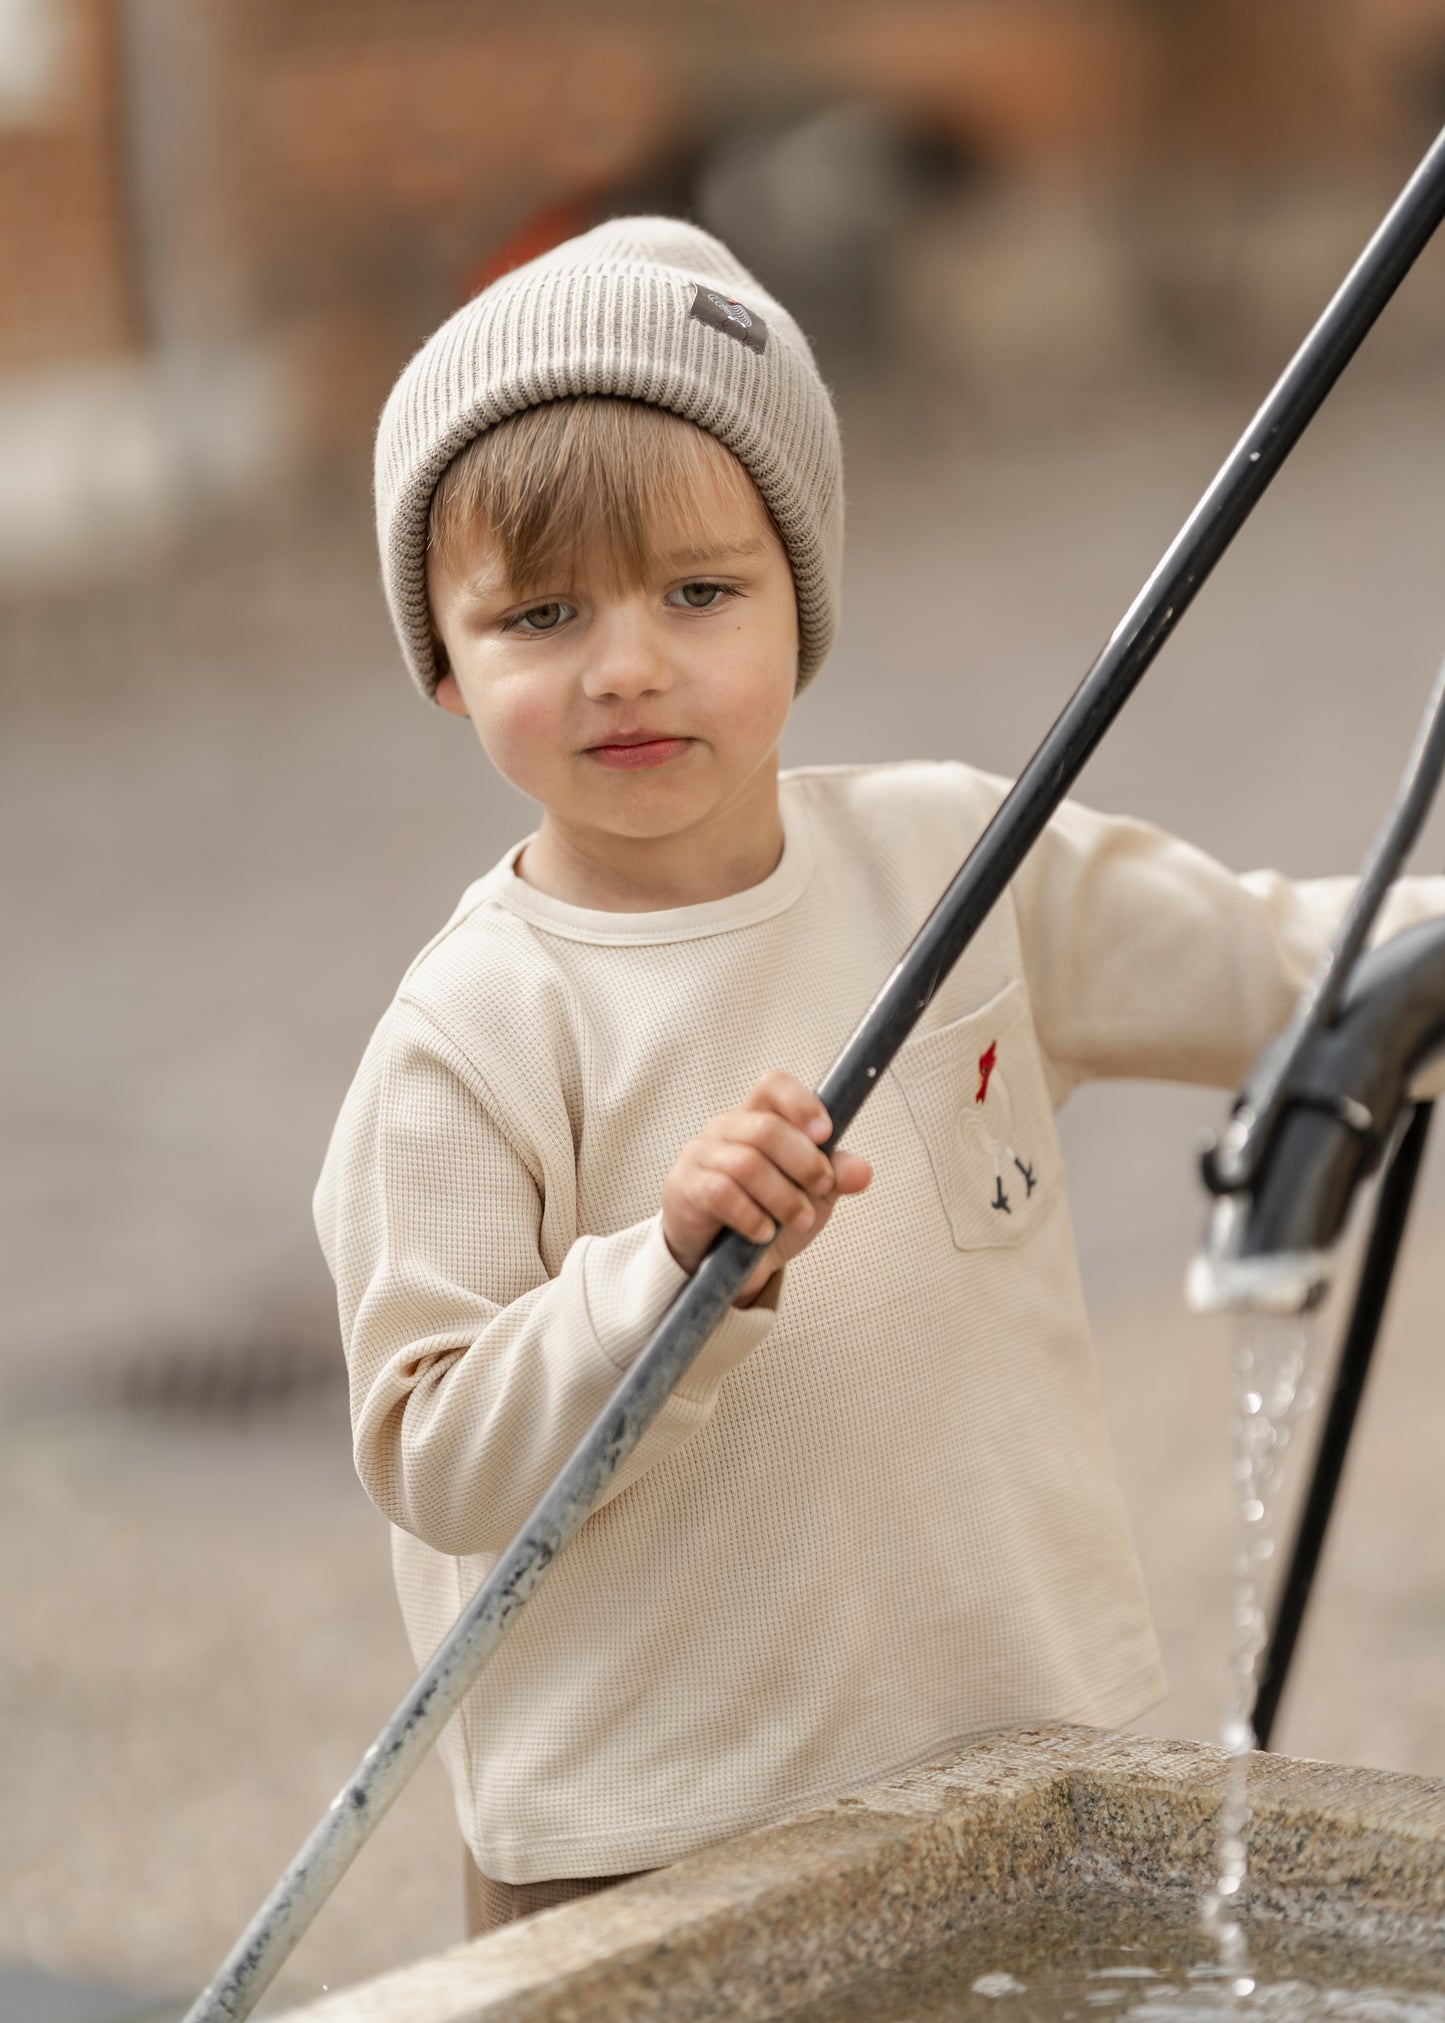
[690,284,767,355]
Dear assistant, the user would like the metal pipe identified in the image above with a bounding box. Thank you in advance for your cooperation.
[1252,1102,1434,1750]
[1207,651,1445,1198]
[185,123,1445,2023]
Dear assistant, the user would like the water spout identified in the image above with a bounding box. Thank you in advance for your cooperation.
[1188,917,1445,1317]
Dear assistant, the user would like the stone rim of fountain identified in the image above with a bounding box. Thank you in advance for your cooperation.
[290,1725,1445,2022]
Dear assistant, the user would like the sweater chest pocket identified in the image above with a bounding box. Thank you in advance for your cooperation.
[889,980,1051,1250]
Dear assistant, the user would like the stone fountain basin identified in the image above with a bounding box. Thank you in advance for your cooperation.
[293,1726,1445,2022]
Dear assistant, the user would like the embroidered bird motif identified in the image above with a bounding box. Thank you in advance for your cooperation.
[1013,1155,1037,1197]
[991,1175,1011,1213]
[976,1040,998,1105]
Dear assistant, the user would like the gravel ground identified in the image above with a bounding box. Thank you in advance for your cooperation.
[4,358,1445,2013]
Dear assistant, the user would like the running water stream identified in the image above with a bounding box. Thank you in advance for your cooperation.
[1202,1314,1324,1999]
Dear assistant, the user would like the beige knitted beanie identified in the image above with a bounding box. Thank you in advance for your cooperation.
[374,216,843,701]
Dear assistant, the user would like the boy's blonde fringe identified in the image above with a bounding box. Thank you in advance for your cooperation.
[426,399,769,601]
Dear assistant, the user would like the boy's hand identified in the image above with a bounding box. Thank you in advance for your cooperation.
[661,1072,872,1306]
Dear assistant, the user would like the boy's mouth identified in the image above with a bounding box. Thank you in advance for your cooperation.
[585,734,694,770]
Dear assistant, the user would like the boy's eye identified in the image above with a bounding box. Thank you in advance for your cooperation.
[675,582,725,609]
[509,601,570,633]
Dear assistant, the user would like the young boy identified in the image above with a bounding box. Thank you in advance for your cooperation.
[315,216,1442,1937]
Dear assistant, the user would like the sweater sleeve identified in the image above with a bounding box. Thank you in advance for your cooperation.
[313,997,776,1558]
[1001,786,1445,1103]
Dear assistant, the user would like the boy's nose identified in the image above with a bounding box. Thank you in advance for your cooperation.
[580,605,673,702]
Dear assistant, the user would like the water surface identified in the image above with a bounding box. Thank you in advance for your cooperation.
[785,1896,1445,2023]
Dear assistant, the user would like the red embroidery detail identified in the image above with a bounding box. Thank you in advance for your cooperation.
[976,1040,998,1105]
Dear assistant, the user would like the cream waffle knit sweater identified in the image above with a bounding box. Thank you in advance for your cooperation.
[314,760,1445,1882]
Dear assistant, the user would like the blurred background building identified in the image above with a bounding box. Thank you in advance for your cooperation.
[5,0,1445,581]
[7,6,1445,2018]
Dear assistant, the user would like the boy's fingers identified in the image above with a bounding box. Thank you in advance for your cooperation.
[704,1142,817,1231]
[743,1070,832,1143]
[832,1150,872,1194]
[707,1109,835,1193]
[697,1171,778,1247]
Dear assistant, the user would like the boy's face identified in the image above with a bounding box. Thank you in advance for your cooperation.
[427,452,799,887]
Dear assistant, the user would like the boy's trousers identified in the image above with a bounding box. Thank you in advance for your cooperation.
[464,1853,650,1937]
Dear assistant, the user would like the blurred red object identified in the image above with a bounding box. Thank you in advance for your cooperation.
[463,194,603,299]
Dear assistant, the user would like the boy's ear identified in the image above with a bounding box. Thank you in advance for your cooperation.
[434,670,470,718]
